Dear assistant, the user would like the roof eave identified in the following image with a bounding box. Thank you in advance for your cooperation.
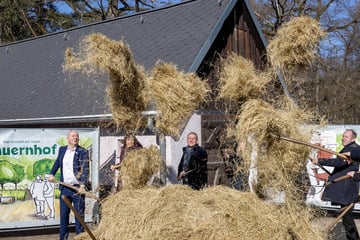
[0,114,113,126]
[189,0,269,73]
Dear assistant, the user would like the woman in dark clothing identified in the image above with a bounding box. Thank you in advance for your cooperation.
[111,135,143,170]
[110,135,143,191]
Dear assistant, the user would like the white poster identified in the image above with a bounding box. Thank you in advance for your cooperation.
[0,128,99,229]
[306,125,360,211]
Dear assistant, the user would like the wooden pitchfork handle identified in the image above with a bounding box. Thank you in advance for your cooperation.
[269,133,350,161]
[326,200,359,233]
[325,175,353,186]
[178,169,194,182]
[56,181,99,202]
[325,171,360,186]
[61,195,97,240]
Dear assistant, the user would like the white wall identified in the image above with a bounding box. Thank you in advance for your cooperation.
[98,113,202,185]
[99,135,157,166]
[166,113,202,184]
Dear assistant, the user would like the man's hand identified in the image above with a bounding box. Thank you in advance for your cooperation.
[78,185,86,194]
[310,156,318,165]
[48,174,55,183]
[341,152,352,164]
[347,171,355,178]
[110,164,121,171]
[343,152,350,157]
[178,171,186,180]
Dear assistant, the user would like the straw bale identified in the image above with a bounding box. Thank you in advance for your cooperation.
[267,16,326,75]
[149,62,210,137]
[218,53,271,101]
[75,185,324,240]
[63,33,149,132]
[121,145,163,190]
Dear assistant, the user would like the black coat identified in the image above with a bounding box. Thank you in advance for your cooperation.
[348,148,360,182]
[177,144,208,190]
[319,142,359,205]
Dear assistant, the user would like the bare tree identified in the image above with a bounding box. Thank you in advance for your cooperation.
[0,0,175,44]
[249,0,360,124]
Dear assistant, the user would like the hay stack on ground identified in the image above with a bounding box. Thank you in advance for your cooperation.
[121,145,163,190]
[63,33,149,132]
[218,53,270,103]
[76,185,324,240]
[149,62,210,137]
[267,16,326,76]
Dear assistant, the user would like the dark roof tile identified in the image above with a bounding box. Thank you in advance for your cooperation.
[0,0,263,123]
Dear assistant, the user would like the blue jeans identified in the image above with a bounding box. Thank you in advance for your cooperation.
[59,186,85,240]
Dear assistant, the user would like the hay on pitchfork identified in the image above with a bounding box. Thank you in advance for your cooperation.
[234,97,314,145]
[267,16,326,76]
[218,53,271,102]
[149,62,210,137]
[120,145,163,190]
[75,185,324,240]
[231,97,318,200]
[63,33,149,132]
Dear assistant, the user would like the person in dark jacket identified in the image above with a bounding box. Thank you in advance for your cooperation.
[177,132,208,190]
[313,129,360,240]
[48,130,90,240]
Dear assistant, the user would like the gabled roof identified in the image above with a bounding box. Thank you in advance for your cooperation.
[0,0,266,125]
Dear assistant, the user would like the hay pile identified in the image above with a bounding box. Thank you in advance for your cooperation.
[267,16,326,76]
[76,185,324,240]
[121,145,163,189]
[149,62,210,136]
[64,33,149,132]
[218,53,270,102]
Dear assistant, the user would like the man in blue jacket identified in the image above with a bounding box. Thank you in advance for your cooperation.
[314,129,360,240]
[48,130,90,240]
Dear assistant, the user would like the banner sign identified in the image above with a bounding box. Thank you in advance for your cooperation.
[306,125,360,211]
[0,128,99,230]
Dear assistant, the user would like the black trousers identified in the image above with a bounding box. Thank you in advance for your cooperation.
[341,205,360,240]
